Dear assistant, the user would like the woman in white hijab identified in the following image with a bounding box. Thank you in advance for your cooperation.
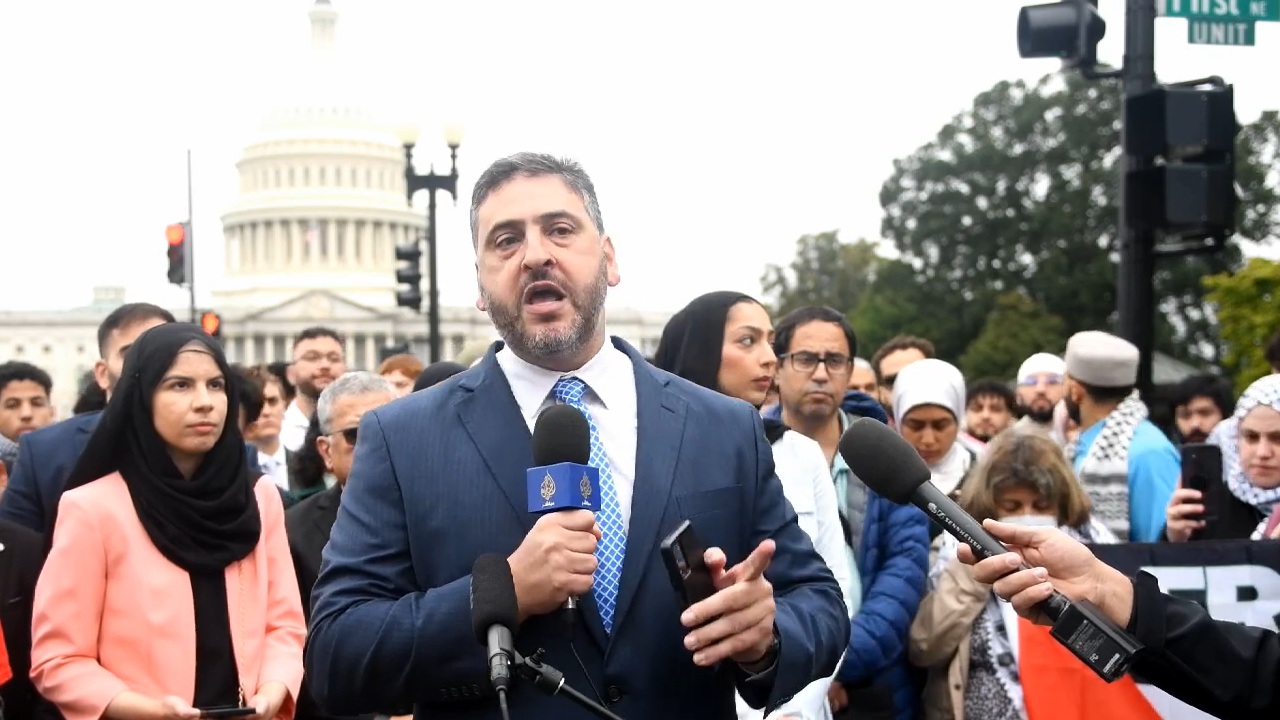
[891,359,977,500]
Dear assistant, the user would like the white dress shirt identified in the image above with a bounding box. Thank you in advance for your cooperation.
[281,400,310,453]
[257,444,289,491]
[496,340,638,531]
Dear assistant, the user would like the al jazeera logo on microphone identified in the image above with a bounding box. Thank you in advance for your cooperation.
[528,464,600,512]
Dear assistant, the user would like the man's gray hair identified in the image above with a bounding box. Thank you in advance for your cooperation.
[854,357,874,372]
[316,371,396,435]
[469,152,605,247]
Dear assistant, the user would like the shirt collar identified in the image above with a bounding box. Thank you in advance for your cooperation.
[496,338,635,427]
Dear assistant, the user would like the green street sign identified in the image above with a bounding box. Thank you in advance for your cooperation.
[1157,0,1280,21]
[1188,18,1257,43]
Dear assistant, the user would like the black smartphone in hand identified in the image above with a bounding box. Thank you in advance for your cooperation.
[199,706,255,719]
[1181,442,1222,532]
[660,519,717,613]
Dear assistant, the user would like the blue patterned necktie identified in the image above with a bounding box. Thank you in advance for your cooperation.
[552,376,627,633]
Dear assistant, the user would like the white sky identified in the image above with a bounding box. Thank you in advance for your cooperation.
[1,0,1276,314]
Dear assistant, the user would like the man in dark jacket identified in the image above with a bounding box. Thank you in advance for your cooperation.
[768,306,930,720]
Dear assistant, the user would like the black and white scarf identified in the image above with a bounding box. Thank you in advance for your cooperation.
[1066,391,1148,541]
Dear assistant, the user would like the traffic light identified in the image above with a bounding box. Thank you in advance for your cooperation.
[1017,0,1106,69]
[394,238,423,312]
[1125,82,1238,245]
[166,222,189,285]
[199,311,222,339]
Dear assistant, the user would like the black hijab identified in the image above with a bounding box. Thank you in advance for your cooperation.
[652,291,789,443]
[61,323,261,573]
[413,360,467,392]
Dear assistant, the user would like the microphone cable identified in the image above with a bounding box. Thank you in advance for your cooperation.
[565,610,608,708]
[498,687,511,720]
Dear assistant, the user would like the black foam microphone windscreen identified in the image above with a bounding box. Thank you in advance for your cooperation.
[532,404,591,467]
[836,416,932,504]
[471,554,520,645]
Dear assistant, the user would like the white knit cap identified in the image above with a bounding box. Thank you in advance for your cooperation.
[1017,352,1065,383]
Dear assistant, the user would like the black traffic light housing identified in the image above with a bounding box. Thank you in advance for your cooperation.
[395,238,424,312]
[1018,0,1106,70]
[166,222,189,286]
[1124,81,1238,247]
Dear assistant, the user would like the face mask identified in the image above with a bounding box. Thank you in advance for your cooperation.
[998,514,1059,528]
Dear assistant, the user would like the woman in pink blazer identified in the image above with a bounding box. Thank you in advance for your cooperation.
[31,323,306,720]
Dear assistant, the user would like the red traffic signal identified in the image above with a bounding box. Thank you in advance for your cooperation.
[166,223,186,246]
[199,312,221,337]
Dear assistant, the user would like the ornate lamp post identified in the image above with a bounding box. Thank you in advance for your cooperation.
[396,124,462,363]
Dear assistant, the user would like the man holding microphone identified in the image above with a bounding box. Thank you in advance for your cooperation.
[959,519,1279,719]
[305,152,847,720]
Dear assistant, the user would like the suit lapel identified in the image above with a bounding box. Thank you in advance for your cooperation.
[455,350,536,536]
[610,347,686,640]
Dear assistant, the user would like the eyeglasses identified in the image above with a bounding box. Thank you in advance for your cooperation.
[1018,374,1063,387]
[780,352,852,375]
[332,426,358,445]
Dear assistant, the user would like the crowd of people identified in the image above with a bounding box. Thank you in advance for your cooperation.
[0,151,1277,720]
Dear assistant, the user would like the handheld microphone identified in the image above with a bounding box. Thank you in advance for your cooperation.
[838,417,1141,683]
[471,554,520,697]
[528,405,600,621]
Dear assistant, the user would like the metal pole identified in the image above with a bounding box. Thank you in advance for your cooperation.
[427,189,441,363]
[1117,0,1158,396]
[186,148,197,324]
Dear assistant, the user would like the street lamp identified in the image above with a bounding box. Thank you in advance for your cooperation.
[397,124,461,363]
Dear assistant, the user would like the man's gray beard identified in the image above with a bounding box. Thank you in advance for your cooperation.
[482,260,608,363]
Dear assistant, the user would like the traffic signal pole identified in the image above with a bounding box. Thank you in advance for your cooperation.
[186,149,197,324]
[1117,0,1159,396]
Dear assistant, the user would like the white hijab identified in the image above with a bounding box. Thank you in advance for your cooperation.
[1212,374,1280,539]
[891,359,972,495]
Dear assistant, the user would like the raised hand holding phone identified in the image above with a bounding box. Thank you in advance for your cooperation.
[678,539,777,669]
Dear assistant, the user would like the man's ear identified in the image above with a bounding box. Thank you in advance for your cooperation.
[316,436,335,473]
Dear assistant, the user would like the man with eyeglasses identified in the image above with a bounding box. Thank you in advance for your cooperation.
[282,327,349,453]
[1012,352,1066,441]
[767,307,929,720]
[287,371,397,720]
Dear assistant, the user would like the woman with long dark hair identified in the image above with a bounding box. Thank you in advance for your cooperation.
[30,323,306,720]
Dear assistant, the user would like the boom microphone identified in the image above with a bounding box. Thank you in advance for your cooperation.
[838,417,1141,682]
[528,405,601,620]
[471,554,519,696]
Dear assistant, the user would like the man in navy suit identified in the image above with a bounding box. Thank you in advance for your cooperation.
[0,303,174,533]
[306,153,849,720]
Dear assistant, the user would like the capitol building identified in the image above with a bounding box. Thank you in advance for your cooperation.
[0,0,669,417]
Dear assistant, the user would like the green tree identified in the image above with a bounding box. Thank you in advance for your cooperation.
[760,232,884,317]
[1203,258,1280,394]
[958,292,1067,380]
[877,75,1280,365]
[848,258,938,357]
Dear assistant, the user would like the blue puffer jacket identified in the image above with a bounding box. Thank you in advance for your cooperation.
[766,392,929,720]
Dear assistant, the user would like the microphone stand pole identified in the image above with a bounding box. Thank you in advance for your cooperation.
[512,649,626,720]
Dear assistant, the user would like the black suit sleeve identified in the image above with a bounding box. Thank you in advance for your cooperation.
[1128,570,1280,719]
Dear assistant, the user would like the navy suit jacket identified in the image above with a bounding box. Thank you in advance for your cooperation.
[306,339,848,720]
[0,411,101,533]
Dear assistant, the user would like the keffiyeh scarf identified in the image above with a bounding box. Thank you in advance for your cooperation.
[1066,391,1148,541]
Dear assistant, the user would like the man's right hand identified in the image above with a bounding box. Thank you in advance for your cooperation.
[508,510,601,623]
[956,519,1134,628]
